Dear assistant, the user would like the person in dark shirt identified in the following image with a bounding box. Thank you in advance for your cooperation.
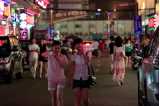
[141,37,153,73]
[109,36,115,73]
[109,41,114,55]
[141,37,151,58]
[39,40,48,79]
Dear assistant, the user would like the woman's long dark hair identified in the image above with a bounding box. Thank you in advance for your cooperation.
[115,36,123,47]
[72,37,83,49]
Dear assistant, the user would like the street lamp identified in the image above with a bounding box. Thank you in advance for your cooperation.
[97,8,101,12]
[106,12,112,37]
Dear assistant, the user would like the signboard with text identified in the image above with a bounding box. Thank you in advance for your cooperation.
[35,0,49,9]
[147,14,159,31]
[134,16,142,34]
[0,26,5,35]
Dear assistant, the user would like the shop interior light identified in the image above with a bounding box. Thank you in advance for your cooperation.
[27,24,33,29]
[97,9,101,12]
[0,0,4,11]
[13,22,16,27]
[20,13,27,20]
[1,20,6,25]
[20,21,27,29]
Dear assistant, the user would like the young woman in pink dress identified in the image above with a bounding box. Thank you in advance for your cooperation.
[113,36,126,86]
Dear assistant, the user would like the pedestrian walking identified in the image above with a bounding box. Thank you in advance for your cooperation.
[70,38,90,106]
[98,40,105,57]
[109,36,115,73]
[29,39,40,79]
[141,36,152,73]
[39,39,48,79]
[124,39,133,68]
[113,36,126,86]
[42,41,68,106]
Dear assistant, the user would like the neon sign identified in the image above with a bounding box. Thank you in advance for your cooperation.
[0,0,4,13]
[26,15,34,25]
[3,4,10,16]
[20,13,27,20]
[148,14,159,31]
[35,0,49,9]
[2,0,10,6]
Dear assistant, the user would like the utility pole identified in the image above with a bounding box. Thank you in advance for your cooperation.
[49,0,59,26]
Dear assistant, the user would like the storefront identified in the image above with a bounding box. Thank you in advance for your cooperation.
[10,1,40,40]
[0,0,11,36]
[136,0,158,34]
[18,10,35,40]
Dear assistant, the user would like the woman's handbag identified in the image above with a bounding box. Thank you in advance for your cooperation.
[88,63,96,87]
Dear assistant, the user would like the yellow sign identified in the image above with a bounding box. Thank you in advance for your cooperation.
[3,5,10,17]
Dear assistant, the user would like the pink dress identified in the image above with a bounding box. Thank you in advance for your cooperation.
[113,47,126,81]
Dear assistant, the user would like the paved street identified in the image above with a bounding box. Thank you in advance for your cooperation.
[0,56,138,106]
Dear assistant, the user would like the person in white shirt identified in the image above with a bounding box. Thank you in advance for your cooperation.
[29,39,40,79]
[71,38,90,106]
[92,41,99,51]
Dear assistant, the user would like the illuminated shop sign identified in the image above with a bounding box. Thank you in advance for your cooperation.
[2,0,10,6]
[0,0,4,11]
[35,0,49,9]
[147,14,159,31]
[0,26,5,35]
[20,21,27,29]
[134,16,142,34]
[26,15,34,25]
[0,0,4,17]
[19,13,27,29]
[20,13,27,20]
[3,4,10,16]
[26,8,39,16]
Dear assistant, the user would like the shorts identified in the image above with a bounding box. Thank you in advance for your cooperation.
[73,79,90,89]
[125,52,132,57]
[48,80,65,91]
[39,56,48,62]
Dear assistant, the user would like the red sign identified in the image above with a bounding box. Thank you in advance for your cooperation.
[148,14,159,29]
[0,26,5,35]
[35,0,49,9]
[26,15,34,25]
[148,18,156,27]
[26,7,40,16]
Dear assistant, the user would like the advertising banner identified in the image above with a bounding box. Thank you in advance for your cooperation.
[134,16,142,34]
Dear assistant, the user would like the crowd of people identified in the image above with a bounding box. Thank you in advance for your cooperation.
[28,38,94,106]
[27,35,137,106]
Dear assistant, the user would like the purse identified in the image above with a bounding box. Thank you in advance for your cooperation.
[88,63,96,86]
